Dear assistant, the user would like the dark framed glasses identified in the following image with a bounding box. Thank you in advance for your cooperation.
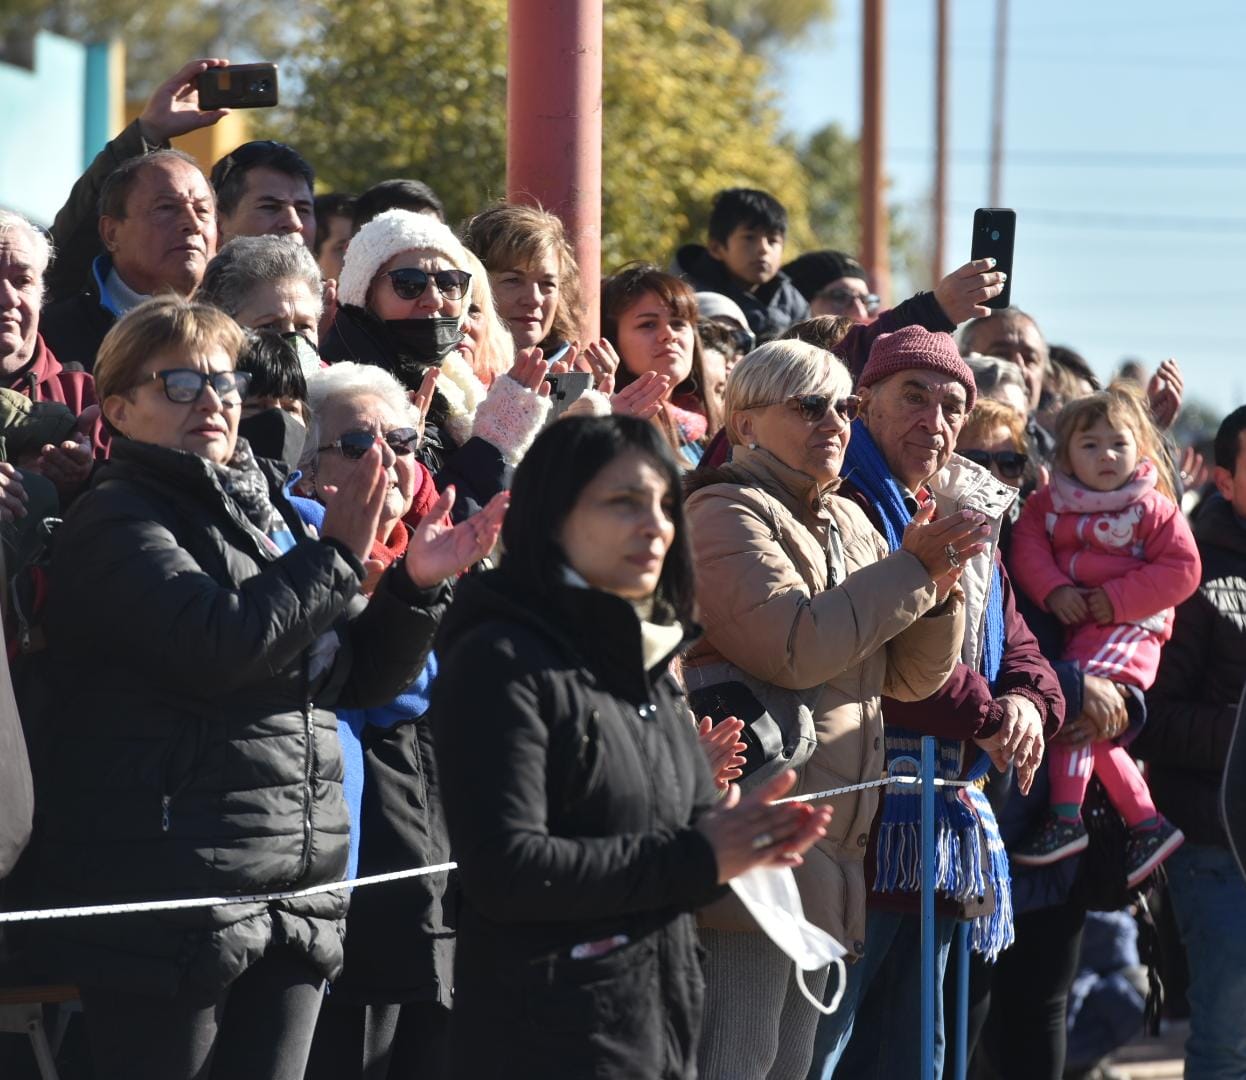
[789,393,861,424]
[961,448,1029,479]
[385,268,472,301]
[138,368,251,404]
[317,427,421,460]
[818,287,881,315]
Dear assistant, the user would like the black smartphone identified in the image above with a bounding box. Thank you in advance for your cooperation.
[196,64,280,110]
[971,208,1016,309]
[544,371,593,420]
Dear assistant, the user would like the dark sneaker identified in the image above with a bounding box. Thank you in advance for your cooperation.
[1011,811,1089,866]
[1125,817,1184,889]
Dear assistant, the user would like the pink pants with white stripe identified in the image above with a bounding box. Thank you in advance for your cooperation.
[1066,620,1164,690]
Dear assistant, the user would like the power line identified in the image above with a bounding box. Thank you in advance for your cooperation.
[891,148,1246,170]
[949,203,1246,233]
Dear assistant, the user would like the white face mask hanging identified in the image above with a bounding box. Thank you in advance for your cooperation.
[729,865,848,1015]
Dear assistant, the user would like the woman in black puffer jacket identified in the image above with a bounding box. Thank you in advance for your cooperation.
[431,416,831,1080]
[33,296,501,1080]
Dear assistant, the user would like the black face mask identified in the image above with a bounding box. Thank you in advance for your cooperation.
[239,409,307,470]
[384,316,463,368]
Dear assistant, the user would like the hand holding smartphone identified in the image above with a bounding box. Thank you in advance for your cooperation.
[970,208,1016,310]
[196,63,279,110]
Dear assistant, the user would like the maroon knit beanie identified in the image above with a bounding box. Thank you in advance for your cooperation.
[858,326,977,410]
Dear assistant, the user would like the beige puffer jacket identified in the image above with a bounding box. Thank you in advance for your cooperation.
[684,447,965,956]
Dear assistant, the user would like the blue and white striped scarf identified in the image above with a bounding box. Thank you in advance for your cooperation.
[844,420,1014,960]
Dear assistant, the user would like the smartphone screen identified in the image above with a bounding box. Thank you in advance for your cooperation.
[970,208,1016,309]
[544,371,593,420]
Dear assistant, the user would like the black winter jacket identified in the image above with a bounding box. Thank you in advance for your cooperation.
[38,256,117,375]
[1134,496,1246,846]
[320,304,510,522]
[34,438,448,996]
[672,243,810,342]
[430,570,724,1080]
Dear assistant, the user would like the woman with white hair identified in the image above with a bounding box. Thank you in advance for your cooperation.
[683,339,980,1079]
[198,234,326,377]
[321,211,553,515]
[292,360,508,1080]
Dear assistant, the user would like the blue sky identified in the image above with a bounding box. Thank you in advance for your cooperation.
[771,0,1246,414]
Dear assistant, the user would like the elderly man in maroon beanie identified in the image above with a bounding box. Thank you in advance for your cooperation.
[808,326,1064,1080]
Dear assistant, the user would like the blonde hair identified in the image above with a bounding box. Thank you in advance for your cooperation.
[960,397,1026,452]
[723,340,852,446]
[95,296,245,404]
[1054,381,1176,500]
[460,249,513,385]
[461,202,584,347]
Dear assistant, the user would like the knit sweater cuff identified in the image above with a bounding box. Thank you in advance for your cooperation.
[561,388,613,419]
[470,375,553,465]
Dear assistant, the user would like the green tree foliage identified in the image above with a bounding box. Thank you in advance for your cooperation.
[275,0,819,270]
[704,0,835,55]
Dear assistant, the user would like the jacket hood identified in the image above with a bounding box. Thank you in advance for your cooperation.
[685,444,839,508]
[3,335,64,395]
[1194,493,1246,557]
[437,568,695,700]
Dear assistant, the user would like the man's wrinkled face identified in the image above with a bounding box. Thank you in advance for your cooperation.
[859,369,970,490]
[0,228,44,374]
[964,314,1047,413]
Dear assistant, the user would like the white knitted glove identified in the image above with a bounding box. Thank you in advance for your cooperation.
[559,388,613,419]
[470,374,553,465]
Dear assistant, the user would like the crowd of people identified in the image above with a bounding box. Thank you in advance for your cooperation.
[0,54,1243,1080]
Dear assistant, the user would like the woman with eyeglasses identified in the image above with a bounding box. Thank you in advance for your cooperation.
[290,360,507,1080]
[956,398,1032,493]
[33,296,503,1080]
[683,339,972,1079]
[323,210,555,521]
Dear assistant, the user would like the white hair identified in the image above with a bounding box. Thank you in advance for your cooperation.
[0,210,54,303]
[722,339,852,445]
[300,361,418,471]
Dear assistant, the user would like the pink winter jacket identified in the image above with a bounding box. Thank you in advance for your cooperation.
[1011,459,1201,665]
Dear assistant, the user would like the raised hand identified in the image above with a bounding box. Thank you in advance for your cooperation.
[319,442,387,564]
[933,258,1008,324]
[1147,358,1184,430]
[581,338,622,380]
[611,370,670,420]
[138,58,232,144]
[696,769,832,884]
[405,487,509,587]
[410,367,440,446]
[901,502,990,580]
[697,716,747,792]
[506,347,552,396]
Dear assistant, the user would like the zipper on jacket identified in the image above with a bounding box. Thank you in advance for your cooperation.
[297,652,314,882]
[160,794,172,832]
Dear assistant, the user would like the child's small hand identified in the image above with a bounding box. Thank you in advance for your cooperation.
[1046,585,1088,625]
[1086,588,1114,625]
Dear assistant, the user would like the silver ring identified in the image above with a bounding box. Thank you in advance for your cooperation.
[945,543,961,569]
[751,832,775,851]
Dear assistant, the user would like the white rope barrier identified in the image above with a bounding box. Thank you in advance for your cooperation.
[0,776,977,924]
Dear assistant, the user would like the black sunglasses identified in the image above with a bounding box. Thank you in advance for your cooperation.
[137,368,251,404]
[961,448,1029,479]
[789,393,860,424]
[385,268,472,302]
[317,427,421,460]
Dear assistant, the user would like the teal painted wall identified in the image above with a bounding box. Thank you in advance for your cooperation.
[0,32,112,227]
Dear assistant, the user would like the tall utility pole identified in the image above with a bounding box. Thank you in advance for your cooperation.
[506,0,604,337]
[932,0,949,283]
[860,0,890,303]
[988,0,1009,206]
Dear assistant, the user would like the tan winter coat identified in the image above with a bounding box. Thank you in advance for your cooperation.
[684,446,965,955]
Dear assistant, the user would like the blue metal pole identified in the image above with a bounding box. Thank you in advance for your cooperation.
[921,735,936,1080]
[952,921,970,1080]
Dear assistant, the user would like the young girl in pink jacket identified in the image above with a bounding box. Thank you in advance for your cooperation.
[1010,384,1200,885]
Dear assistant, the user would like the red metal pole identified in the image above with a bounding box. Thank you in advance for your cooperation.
[507,0,604,339]
[860,0,890,304]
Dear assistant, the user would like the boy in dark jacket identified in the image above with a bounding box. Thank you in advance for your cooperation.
[672,188,809,342]
[1132,404,1246,1080]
